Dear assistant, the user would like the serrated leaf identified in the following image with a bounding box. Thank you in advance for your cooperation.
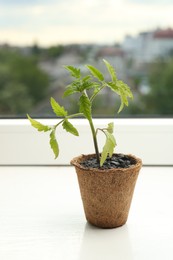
[86,65,104,81]
[118,98,124,113]
[107,122,114,134]
[107,81,119,92]
[107,132,116,147]
[63,85,79,97]
[100,132,116,166]
[27,114,51,132]
[50,130,59,159]
[82,75,91,82]
[116,80,133,113]
[50,97,67,117]
[108,80,133,99]
[80,81,96,92]
[64,65,81,78]
[106,81,125,113]
[103,59,117,82]
[79,94,92,120]
[107,79,133,113]
[117,80,133,98]
[62,119,79,136]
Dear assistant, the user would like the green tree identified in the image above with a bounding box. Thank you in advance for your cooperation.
[0,48,49,116]
[143,59,173,115]
[46,45,64,59]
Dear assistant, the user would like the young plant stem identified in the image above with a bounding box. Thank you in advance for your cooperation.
[54,112,83,129]
[83,89,100,163]
[88,118,100,164]
[67,112,83,119]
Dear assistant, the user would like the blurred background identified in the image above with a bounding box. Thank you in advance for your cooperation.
[0,0,173,118]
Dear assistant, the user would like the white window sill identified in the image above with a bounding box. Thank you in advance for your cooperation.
[0,165,172,260]
[0,118,173,165]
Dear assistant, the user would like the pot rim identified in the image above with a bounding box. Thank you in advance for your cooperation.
[70,153,142,173]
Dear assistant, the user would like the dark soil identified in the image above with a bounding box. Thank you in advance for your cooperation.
[80,154,136,170]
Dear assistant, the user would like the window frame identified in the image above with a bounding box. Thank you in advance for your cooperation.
[0,118,173,166]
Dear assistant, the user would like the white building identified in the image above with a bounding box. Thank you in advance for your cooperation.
[122,28,173,63]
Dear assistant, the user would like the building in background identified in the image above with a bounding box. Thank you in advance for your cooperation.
[122,28,173,63]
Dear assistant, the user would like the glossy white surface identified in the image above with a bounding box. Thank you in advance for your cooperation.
[0,166,173,260]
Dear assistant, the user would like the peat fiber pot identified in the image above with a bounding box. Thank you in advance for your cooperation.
[71,154,142,229]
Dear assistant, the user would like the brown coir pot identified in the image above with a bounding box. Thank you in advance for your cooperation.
[71,154,142,228]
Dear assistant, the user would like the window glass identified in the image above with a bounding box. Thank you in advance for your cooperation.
[0,0,173,118]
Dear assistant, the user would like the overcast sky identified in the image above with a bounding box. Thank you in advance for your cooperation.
[0,0,172,46]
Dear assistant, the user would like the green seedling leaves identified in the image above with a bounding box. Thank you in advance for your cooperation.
[63,78,84,97]
[103,59,117,82]
[50,97,68,117]
[62,119,79,136]
[64,65,81,78]
[103,59,133,113]
[86,65,104,81]
[107,122,114,134]
[100,131,116,167]
[28,60,133,164]
[80,80,96,92]
[107,80,133,113]
[99,122,116,166]
[63,84,79,97]
[63,77,96,98]
[82,75,91,82]
[27,114,59,159]
[27,114,51,132]
[106,81,119,92]
[79,94,92,120]
[50,129,59,159]
[116,80,133,113]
